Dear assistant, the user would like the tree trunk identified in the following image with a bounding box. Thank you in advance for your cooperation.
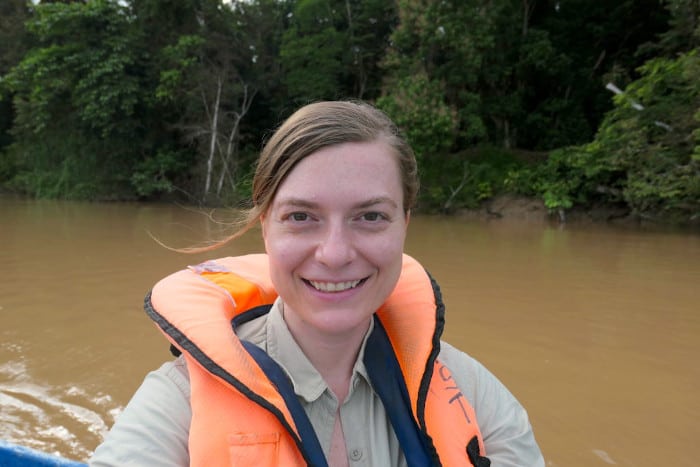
[522,0,536,37]
[216,83,256,196]
[344,0,366,98]
[203,76,223,198]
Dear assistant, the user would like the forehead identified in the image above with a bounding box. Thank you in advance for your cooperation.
[272,141,403,205]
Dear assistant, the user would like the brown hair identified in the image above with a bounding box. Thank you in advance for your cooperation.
[199,100,418,250]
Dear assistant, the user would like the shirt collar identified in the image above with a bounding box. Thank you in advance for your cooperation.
[264,298,373,403]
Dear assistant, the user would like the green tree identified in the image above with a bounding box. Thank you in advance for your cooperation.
[280,0,345,102]
[377,72,456,160]
[380,0,511,210]
[339,0,396,99]
[3,0,146,198]
[123,0,204,199]
[279,0,395,103]
[0,0,30,74]
[650,0,700,54]
[383,0,489,148]
[530,50,700,223]
[155,0,287,203]
[535,0,670,149]
[383,0,670,152]
[602,51,700,221]
[0,0,31,163]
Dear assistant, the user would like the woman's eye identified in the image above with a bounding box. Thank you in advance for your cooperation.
[289,212,308,222]
[362,212,384,222]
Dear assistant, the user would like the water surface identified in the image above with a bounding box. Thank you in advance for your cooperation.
[1,197,698,465]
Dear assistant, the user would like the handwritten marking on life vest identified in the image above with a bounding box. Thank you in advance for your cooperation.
[437,362,472,424]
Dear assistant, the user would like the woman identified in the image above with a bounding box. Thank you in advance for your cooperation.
[90,101,544,466]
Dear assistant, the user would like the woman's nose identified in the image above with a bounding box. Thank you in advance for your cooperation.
[315,222,355,267]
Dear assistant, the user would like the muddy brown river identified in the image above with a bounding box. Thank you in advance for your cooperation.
[1,196,698,465]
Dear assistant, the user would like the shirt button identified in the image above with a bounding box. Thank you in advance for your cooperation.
[350,448,363,461]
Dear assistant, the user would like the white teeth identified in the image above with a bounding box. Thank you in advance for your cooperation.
[309,279,361,292]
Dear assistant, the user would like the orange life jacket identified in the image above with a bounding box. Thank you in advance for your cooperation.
[146,254,489,466]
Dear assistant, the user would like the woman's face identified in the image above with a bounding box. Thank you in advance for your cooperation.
[262,140,409,340]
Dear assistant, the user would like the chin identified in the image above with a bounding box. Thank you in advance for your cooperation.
[311,312,372,336]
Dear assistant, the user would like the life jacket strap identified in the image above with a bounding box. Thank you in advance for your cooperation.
[241,340,329,467]
[230,304,328,466]
[364,315,435,466]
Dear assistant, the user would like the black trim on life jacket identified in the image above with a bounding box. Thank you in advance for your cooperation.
[414,270,446,465]
[232,305,273,328]
[144,292,319,467]
[467,436,491,467]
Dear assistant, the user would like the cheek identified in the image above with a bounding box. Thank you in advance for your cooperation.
[265,237,291,270]
[264,230,313,275]
[265,243,296,296]
[366,229,406,261]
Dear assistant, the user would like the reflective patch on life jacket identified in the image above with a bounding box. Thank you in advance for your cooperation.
[188,260,231,274]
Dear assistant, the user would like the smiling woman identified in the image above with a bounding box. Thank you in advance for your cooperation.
[89,101,544,467]
[262,141,408,345]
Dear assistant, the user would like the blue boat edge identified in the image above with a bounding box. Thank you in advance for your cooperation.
[0,440,86,467]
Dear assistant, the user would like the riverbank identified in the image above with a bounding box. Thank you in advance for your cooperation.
[453,194,700,230]
[2,191,696,230]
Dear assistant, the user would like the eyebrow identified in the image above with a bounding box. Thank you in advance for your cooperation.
[273,198,318,209]
[356,196,399,209]
[274,196,399,210]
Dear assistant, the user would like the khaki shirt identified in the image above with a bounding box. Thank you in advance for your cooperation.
[90,299,544,466]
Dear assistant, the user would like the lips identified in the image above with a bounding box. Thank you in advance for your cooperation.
[305,277,367,292]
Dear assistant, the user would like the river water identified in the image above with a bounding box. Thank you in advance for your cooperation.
[1,196,698,465]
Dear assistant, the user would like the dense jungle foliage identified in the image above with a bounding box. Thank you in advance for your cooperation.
[0,0,698,224]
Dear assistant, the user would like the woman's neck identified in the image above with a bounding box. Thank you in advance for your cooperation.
[283,311,371,401]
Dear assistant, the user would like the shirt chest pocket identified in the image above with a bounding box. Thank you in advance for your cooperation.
[227,432,280,465]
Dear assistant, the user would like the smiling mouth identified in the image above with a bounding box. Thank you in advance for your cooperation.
[305,278,367,292]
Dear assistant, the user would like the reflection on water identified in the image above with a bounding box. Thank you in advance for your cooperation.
[1,196,698,465]
[0,344,117,459]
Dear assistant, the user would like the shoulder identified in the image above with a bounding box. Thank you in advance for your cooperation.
[436,341,487,402]
[89,358,191,466]
[437,341,545,466]
[123,356,191,411]
[164,355,191,393]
